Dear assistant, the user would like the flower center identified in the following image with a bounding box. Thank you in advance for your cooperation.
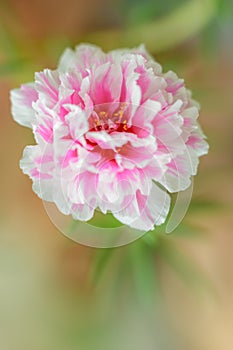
[92,103,129,132]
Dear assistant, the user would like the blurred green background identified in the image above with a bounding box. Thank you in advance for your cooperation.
[1,0,233,349]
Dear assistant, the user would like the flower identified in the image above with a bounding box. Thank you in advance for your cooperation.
[10,44,208,231]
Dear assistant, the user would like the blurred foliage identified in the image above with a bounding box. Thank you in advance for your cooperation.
[0,0,220,79]
[121,0,188,26]
[85,0,218,53]
[74,195,222,347]
[91,230,215,312]
[89,193,221,310]
[216,0,233,18]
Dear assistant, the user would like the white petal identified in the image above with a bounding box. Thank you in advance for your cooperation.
[58,48,75,72]
[72,203,95,222]
[35,69,60,108]
[20,145,54,201]
[10,83,37,128]
[113,183,170,231]
[160,149,198,193]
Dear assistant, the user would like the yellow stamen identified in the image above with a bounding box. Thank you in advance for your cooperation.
[96,120,101,126]
[99,111,106,116]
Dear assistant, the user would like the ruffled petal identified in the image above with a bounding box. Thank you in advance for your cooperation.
[113,183,170,231]
[10,83,38,128]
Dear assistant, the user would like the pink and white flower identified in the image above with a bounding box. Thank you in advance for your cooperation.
[10,44,208,231]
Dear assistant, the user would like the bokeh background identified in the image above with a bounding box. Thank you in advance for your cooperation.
[1,0,233,349]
